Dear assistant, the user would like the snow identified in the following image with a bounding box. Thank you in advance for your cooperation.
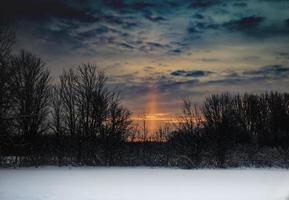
[0,167,289,200]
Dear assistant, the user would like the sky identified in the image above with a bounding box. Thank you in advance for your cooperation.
[2,0,289,132]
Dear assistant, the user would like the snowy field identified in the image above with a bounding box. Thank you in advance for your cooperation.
[0,167,289,200]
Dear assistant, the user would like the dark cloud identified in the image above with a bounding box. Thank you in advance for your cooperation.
[193,13,205,19]
[104,0,127,9]
[187,26,202,34]
[201,65,289,87]
[186,21,220,38]
[104,0,158,11]
[196,22,219,29]
[1,0,96,22]
[243,65,289,78]
[118,42,134,50]
[222,16,289,38]
[186,14,289,40]
[125,1,157,10]
[168,49,182,54]
[171,70,213,77]
[205,78,243,85]
[276,52,289,57]
[146,42,165,48]
[6,0,288,57]
[189,0,221,8]
[286,18,289,26]
[223,16,264,31]
[5,0,289,66]
[20,20,84,54]
[275,52,289,60]
[259,0,289,2]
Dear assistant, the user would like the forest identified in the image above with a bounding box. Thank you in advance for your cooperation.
[1,16,289,169]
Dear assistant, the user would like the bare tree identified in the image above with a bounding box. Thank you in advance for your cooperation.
[58,64,131,165]
[0,16,15,136]
[178,98,203,133]
[155,123,171,142]
[59,69,78,163]
[169,98,204,168]
[138,112,148,141]
[202,93,236,167]
[105,94,131,164]
[0,16,15,61]
[50,85,64,165]
[90,70,110,140]
[9,50,50,165]
[75,64,110,164]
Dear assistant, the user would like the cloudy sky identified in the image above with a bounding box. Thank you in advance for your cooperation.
[3,0,289,127]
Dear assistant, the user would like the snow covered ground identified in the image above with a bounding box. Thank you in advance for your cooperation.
[0,167,289,200]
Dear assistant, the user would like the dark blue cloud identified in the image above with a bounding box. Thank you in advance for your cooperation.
[189,0,221,8]
[243,65,289,77]
[187,26,202,34]
[223,16,265,31]
[275,52,289,60]
[171,70,213,77]
[186,21,220,38]
[146,42,167,49]
[222,16,289,38]
[185,14,289,41]
[118,42,134,50]
[103,0,161,12]
[276,52,289,57]
[201,65,289,87]
[205,78,243,85]
[196,22,219,30]
[286,18,289,26]
[168,49,182,54]
[104,0,127,9]
[2,0,97,22]
[193,13,205,19]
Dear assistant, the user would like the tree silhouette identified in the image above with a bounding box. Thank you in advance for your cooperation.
[0,16,15,151]
[169,99,204,168]
[9,50,50,165]
[50,85,64,165]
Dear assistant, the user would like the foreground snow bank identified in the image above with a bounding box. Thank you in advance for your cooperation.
[0,167,289,200]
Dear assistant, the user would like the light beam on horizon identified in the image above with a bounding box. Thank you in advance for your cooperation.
[144,85,159,136]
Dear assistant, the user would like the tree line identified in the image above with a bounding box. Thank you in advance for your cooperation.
[170,93,289,168]
[1,17,289,168]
